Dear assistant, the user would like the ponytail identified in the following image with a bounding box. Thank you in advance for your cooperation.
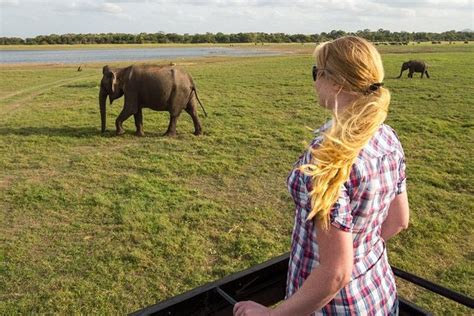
[300,86,390,229]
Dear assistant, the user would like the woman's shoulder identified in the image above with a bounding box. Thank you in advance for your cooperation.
[297,135,323,166]
[297,121,330,165]
[359,124,404,159]
[381,123,402,140]
[381,124,405,154]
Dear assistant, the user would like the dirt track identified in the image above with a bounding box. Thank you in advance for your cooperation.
[2,74,96,114]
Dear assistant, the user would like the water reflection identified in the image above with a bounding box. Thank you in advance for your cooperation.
[0,47,278,64]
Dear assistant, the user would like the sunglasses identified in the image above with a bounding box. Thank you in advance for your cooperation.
[312,65,328,81]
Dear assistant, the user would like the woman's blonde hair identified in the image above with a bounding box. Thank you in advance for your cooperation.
[300,36,390,229]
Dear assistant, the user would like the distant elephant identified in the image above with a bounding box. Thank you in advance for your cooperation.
[99,64,207,136]
[396,60,430,79]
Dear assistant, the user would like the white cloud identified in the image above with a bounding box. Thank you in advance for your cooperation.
[58,1,124,14]
[375,0,472,9]
[102,2,123,14]
[0,0,19,7]
[0,0,472,37]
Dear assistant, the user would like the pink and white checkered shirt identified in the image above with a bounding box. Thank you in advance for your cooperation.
[286,121,406,315]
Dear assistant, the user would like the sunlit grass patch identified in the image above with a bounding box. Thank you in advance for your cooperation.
[1,44,473,314]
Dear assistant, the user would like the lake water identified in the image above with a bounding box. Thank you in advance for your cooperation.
[0,47,279,64]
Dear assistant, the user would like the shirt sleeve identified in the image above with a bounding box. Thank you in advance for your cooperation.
[391,127,407,195]
[396,156,407,195]
[330,184,353,232]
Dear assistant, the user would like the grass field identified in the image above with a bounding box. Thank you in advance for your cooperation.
[0,43,473,314]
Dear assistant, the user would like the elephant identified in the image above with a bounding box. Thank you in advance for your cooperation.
[396,60,430,79]
[99,64,207,137]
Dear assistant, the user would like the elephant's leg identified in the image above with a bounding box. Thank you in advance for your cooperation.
[115,108,134,135]
[164,112,180,137]
[185,101,202,136]
[408,71,413,78]
[134,108,144,137]
[425,70,430,78]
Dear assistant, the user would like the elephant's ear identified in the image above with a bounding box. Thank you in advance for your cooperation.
[103,65,112,76]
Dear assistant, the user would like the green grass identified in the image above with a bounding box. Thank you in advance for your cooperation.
[1,44,473,314]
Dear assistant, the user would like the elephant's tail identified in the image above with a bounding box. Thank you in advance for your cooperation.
[191,87,208,117]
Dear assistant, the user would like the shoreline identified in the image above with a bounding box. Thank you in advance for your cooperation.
[0,43,471,67]
[0,54,289,69]
[0,42,308,51]
[0,44,289,65]
[0,40,470,51]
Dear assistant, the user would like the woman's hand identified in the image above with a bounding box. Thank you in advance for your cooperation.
[233,301,273,316]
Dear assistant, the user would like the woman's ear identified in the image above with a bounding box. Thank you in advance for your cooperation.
[332,82,341,88]
[331,81,345,94]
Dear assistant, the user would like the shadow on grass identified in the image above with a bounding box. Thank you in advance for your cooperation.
[63,82,98,89]
[0,126,110,138]
[0,127,184,138]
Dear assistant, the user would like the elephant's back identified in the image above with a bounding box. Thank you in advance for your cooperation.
[133,65,170,80]
[135,66,191,87]
[410,60,427,68]
[129,65,193,110]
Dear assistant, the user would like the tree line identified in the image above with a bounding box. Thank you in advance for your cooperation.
[1,29,472,45]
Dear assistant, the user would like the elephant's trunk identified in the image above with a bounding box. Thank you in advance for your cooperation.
[396,68,403,79]
[99,88,107,133]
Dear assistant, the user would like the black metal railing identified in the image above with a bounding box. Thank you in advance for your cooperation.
[130,253,473,316]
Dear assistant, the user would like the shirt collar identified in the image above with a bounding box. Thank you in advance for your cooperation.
[314,119,333,135]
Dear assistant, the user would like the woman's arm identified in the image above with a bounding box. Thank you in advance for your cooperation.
[381,191,410,241]
[272,222,353,315]
[233,222,353,316]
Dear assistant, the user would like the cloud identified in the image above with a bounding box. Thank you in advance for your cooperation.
[1,0,472,37]
[105,0,314,8]
[102,2,123,14]
[375,0,472,9]
[54,1,124,15]
[105,0,149,2]
[0,0,20,7]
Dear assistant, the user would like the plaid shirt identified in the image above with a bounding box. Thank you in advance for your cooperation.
[286,122,406,315]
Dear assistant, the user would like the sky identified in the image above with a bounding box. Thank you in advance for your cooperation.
[0,0,473,38]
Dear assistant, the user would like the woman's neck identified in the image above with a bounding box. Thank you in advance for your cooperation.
[330,89,359,113]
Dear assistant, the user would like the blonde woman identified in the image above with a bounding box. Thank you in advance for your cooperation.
[234,36,409,315]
